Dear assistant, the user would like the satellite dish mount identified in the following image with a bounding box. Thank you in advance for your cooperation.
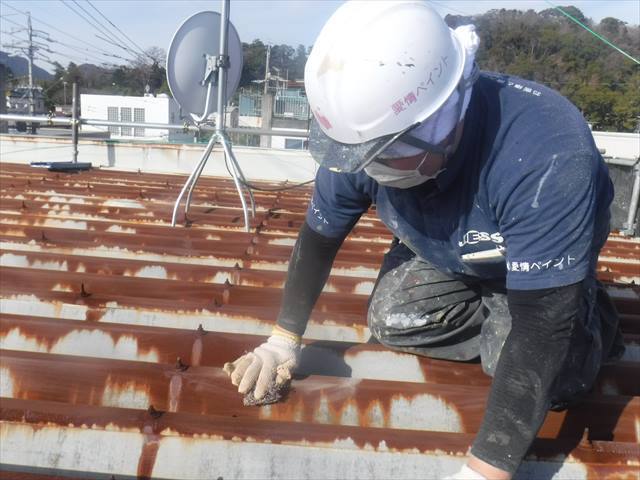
[167,1,255,231]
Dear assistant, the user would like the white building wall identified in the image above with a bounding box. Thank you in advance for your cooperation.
[271,127,307,150]
[80,94,181,140]
[238,116,261,128]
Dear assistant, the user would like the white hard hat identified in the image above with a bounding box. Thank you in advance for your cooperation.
[305,0,466,172]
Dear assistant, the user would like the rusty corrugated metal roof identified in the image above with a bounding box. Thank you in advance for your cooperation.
[0,162,638,479]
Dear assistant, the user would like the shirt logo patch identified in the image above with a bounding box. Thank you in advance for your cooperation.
[458,230,504,248]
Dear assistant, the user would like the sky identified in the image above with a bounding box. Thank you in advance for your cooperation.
[1,0,638,73]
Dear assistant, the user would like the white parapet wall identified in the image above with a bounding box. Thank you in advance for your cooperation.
[0,134,317,183]
[1,131,637,182]
[592,131,640,163]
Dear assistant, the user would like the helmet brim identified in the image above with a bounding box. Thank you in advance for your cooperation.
[308,117,413,173]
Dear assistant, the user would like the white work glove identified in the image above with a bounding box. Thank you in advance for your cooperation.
[443,465,487,480]
[223,325,301,400]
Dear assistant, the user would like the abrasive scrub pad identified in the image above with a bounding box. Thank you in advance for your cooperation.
[223,360,293,407]
[242,381,291,407]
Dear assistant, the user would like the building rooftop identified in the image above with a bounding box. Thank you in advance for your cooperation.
[0,162,638,479]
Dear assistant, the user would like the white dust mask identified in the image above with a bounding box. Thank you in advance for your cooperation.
[364,152,445,189]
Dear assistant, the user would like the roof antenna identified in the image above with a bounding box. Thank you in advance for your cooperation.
[166,2,255,231]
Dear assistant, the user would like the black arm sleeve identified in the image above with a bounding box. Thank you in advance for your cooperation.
[471,282,584,474]
[276,221,346,336]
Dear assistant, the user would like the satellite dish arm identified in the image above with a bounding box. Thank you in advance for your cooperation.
[191,80,213,123]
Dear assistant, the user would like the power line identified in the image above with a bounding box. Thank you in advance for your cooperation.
[544,0,640,65]
[1,1,129,61]
[30,28,130,62]
[427,0,474,18]
[85,0,151,61]
[44,45,111,66]
[68,0,139,58]
[0,29,25,40]
[46,37,127,62]
[0,14,25,29]
[58,0,138,59]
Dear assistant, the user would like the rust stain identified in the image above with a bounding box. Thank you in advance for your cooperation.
[0,163,638,478]
[137,420,162,480]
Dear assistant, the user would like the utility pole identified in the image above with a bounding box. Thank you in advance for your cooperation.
[27,11,36,133]
[263,44,271,95]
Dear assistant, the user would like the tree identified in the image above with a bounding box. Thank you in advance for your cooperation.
[113,46,168,95]
[240,39,267,89]
[600,17,626,37]
[291,44,308,81]
[27,6,639,131]
[65,62,83,86]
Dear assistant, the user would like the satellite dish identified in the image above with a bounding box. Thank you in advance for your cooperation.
[166,10,243,120]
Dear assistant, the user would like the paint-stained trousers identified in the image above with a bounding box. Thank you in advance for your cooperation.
[367,240,623,408]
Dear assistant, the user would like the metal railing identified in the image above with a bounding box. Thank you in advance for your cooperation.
[273,94,310,120]
[0,114,310,137]
[1,104,310,233]
[2,113,639,236]
[238,93,262,117]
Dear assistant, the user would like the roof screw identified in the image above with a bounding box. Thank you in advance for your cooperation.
[175,357,189,371]
[213,297,222,308]
[147,405,164,419]
[26,179,31,186]
[184,217,193,228]
[233,262,242,270]
[196,324,207,336]
[137,168,142,174]
[166,181,170,188]
[86,183,92,190]
[579,427,592,448]
[222,279,233,304]
[40,231,48,242]
[139,189,145,199]
[21,200,27,210]
[287,220,294,228]
[80,283,92,298]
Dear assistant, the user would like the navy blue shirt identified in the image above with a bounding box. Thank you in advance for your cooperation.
[306,72,614,290]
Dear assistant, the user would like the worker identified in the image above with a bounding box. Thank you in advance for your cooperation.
[224,1,624,478]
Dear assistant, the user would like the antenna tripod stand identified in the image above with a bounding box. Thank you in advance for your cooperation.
[169,0,255,232]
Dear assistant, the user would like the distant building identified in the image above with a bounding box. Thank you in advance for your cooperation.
[80,93,191,142]
[237,88,310,150]
[6,86,46,114]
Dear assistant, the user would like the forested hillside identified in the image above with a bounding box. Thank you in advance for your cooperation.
[5,5,638,131]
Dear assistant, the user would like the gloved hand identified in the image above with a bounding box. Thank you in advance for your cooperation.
[443,465,487,480]
[223,325,301,401]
